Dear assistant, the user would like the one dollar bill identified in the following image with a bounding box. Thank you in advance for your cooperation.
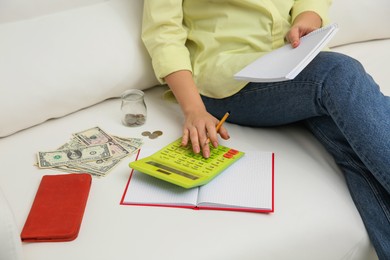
[73,126,129,158]
[37,143,111,168]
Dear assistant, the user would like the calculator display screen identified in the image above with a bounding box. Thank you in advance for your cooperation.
[146,161,199,180]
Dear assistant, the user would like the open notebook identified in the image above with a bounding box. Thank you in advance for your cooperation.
[234,23,339,82]
[121,150,274,213]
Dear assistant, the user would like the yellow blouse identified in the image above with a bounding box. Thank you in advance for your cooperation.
[142,0,331,98]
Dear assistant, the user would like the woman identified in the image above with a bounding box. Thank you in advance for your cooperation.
[141,1,390,258]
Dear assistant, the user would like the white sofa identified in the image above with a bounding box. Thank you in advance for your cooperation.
[0,0,389,259]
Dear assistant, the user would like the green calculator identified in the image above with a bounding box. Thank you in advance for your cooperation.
[129,138,244,189]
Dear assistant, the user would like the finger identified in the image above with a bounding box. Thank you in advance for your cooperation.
[205,121,219,148]
[287,27,300,48]
[201,142,211,158]
[218,125,230,140]
[193,122,211,158]
[189,127,201,154]
[181,129,189,146]
[197,124,211,149]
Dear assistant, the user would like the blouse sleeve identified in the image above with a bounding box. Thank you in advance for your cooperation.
[141,0,193,83]
[291,0,332,25]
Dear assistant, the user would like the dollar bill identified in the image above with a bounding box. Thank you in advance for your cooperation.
[36,127,144,177]
[113,136,143,154]
[68,157,124,176]
[57,137,86,150]
[37,143,111,168]
[73,126,129,158]
[73,136,143,177]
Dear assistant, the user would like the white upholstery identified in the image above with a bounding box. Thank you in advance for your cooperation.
[0,0,388,259]
[329,0,390,47]
[0,0,158,137]
[0,187,23,260]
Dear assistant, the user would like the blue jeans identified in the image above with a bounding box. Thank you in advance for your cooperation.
[201,52,390,259]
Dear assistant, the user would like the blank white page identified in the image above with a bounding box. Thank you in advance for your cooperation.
[234,23,339,82]
[122,171,199,206]
[197,151,273,210]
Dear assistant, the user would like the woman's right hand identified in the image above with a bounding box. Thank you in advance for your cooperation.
[164,70,229,158]
[181,109,229,158]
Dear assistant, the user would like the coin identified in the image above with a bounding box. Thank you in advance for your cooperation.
[149,133,159,139]
[141,130,163,139]
[141,131,151,136]
[152,130,163,136]
[123,114,146,127]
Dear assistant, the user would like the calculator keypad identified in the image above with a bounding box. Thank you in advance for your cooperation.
[156,140,239,178]
[130,137,245,188]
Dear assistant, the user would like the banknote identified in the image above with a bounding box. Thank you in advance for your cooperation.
[37,143,112,168]
[73,126,129,158]
[57,137,86,150]
[36,127,144,177]
[113,136,143,154]
[68,157,124,176]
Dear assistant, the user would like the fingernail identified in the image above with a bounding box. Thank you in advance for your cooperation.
[194,146,200,153]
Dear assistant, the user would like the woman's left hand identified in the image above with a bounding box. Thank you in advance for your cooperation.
[286,11,322,48]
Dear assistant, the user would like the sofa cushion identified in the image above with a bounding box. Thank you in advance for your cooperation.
[0,0,158,137]
[0,187,23,260]
[329,0,390,47]
[0,0,106,23]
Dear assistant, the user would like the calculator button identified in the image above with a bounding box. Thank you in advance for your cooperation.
[223,153,233,159]
[228,149,239,155]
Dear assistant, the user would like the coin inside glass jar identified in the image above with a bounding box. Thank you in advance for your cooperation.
[120,90,147,127]
[123,114,146,127]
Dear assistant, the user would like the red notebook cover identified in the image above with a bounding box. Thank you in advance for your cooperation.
[21,173,92,242]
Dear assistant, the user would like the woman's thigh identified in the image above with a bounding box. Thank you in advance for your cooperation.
[202,51,378,127]
[202,52,340,126]
[202,79,321,126]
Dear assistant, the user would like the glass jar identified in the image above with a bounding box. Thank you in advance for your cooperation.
[120,89,147,127]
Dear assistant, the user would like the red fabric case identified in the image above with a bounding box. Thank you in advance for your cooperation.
[21,173,92,242]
